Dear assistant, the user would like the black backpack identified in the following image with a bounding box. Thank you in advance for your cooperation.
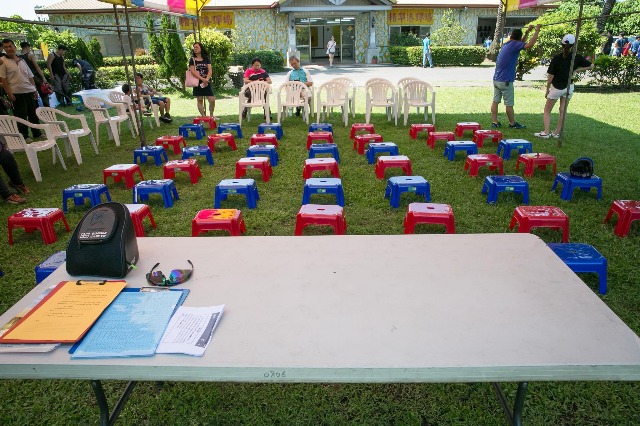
[570,157,594,178]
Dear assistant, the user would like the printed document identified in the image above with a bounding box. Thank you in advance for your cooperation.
[156,305,225,356]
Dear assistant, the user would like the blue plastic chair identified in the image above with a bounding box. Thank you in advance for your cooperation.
[302,178,345,206]
[215,178,260,209]
[367,142,399,164]
[182,146,214,165]
[444,141,478,161]
[218,123,243,138]
[133,179,179,208]
[552,172,602,201]
[547,243,607,294]
[481,175,529,204]
[134,145,168,166]
[309,143,340,163]
[247,144,279,166]
[178,123,206,140]
[309,123,333,134]
[257,122,283,140]
[62,184,111,212]
[384,176,431,208]
[35,251,66,284]
[497,139,533,160]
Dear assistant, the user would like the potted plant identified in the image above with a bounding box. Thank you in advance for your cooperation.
[372,55,378,64]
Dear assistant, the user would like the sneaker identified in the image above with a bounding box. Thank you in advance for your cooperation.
[295,107,302,117]
[164,113,171,119]
[25,137,33,143]
[491,122,502,128]
[4,194,26,204]
[509,122,526,129]
[551,132,560,139]
[242,109,247,119]
[159,116,170,123]
[9,182,30,194]
[534,131,550,139]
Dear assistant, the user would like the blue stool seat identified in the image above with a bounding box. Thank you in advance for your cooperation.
[133,179,179,208]
[444,141,478,161]
[215,178,260,209]
[178,124,206,140]
[481,175,529,204]
[309,143,340,163]
[552,172,602,201]
[309,123,333,134]
[547,243,607,294]
[257,123,283,140]
[218,123,243,138]
[497,139,532,160]
[182,146,214,165]
[367,142,399,164]
[134,145,168,166]
[302,178,345,206]
[247,144,279,166]
[384,176,431,208]
[35,251,66,284]
[62,184,111,212]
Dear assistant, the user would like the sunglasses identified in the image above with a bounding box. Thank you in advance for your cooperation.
[146,260,194,287]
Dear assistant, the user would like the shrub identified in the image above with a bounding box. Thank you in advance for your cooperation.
[160,15,187,89]
[431,9,466,47]
[389,46,486,66]
[88,38,104,69]
[95,64,161,89]
[588,55,640,89]
[184,28,234,92]
[102,55,157,67]
[389,46,411,65]
[229,50,285,73]
[390,32,421,47]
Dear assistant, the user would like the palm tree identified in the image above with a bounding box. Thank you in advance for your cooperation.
[597,0,616,33]
[488,0,506,61]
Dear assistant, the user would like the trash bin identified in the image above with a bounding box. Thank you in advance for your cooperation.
[228,71,244,89]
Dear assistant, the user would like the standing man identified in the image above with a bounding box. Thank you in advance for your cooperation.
[422,33,434,68]
[601,30,614,56]
[490,24,541,129]
[19,42,50,107]
[47,45,72,106]
[286,55,313,117]
[0,39,42,140]
[72,58,97,90]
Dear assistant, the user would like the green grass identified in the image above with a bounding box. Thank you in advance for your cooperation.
[1,86,640,425]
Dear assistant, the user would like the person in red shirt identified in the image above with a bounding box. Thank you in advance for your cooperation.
[242,57,271,119]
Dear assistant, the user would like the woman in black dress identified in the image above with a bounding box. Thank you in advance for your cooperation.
[188,42,216,117]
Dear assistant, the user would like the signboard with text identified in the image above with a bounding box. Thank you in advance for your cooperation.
[180,11,234,29]
[387,9,434,26]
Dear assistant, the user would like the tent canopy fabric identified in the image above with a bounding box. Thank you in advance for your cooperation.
[506,0,559,12]
[97,0,210,17]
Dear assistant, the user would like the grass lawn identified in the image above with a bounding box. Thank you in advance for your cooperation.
[1,85,639,425]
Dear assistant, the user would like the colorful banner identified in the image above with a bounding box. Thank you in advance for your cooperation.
[387,9,434,26]
[506,0,560,12]
[179,11,234,29]
[98,0,210,17]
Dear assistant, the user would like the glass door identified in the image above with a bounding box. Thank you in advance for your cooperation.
[341,24,355,61]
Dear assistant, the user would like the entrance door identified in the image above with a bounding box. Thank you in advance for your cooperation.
[340,24,355,61]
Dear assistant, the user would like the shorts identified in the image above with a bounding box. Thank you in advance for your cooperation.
[547,84,574,100]
[492,81,515,107]
[151,96,167,104]
[193,84,214,97]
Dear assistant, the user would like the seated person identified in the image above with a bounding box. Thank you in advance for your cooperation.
[135,73,172,123]
[0,137,30,204]
[242,57,272,119]
[121,83,153,117]
[286,55,313,116]
[72,58,96,90]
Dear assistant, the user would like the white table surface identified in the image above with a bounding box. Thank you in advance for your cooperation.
[1,233,639,383]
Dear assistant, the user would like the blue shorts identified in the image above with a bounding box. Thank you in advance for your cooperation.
[151,96,167,104]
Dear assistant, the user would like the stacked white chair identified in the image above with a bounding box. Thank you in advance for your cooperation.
[331,77,357,118]
[277,81,312,124]
[108,91,140,135]
[396,77,420,116]
[402,80,436,125]
[36,107,98,165]
[365,78,398,125]
[239,81,272,123]
[315,81,349,126]
[84,96,135,147]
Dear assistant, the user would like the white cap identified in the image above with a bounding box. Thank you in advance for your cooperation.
[562,34,575,45]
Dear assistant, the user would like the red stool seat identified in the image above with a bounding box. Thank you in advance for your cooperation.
[455,122,482,138]
[509,206,569,242]
[295,204,346,235]
[8,208,70,245]
[192,209,246,236]
[303,158,340,179]
[103,164,144,189]
[427,131,455,149]
[404,203,455,234]
[353,133,383,155]
[250,133,279,149]
[193,116,216,129]
[156,135,186,155]
[604,200,640,237]
[464,154,504,177]
[350,123,375,139]
[163,159,203,184]
[306,131,334,150]
[515,153,556,178]
[472,129,502,148]
[208,133,237,151]
[125,203,156,237]
[409,124,435,140]
[235,157,273,182]
[375,155,412,179]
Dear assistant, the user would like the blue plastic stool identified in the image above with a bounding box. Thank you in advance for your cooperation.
[302,178,345,206]
[309,143,340,163]
[215,178,260,209]
[384,176,431,208]
[257,123,283,140]
[247,144,279,166]
[309,123,333,134]
[444,141,478,161]
[367,142,399,164]
[496,139,533,160]
[133,179,179,208]
[178,123,206,140]
[62,184,111,212]
[218,123,243,138]
[547,243,607,294]
[35,251,66,284]
[552,172,602,201]
[182,146,214,165]
[134,145,168,166]
[481,175,529,204]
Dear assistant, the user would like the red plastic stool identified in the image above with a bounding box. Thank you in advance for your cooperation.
[207,133,237,151]
[375,155,412,179]
[409,124,435,140]
[404,203,455,234]
[427,131,455,149]
[455,122,482,138]
[306,131,334,150]
[350,123,375,139]
[192,209,246,236]
[8,208,70,245]
[103,164,145,189]
[250,133,279,149]
[155,135,186,155]
[295,204,346,235]
[193,116,216,129]
[235,157,273,182]
[472,129,502,148]
[353,133,383,155]
[464,154,504,177]
[604,200,640,237]
[515,153,557,178]
[163,159,203,184]
[125,203,156,237]
[509,206,569,242]
[303,158,340,179]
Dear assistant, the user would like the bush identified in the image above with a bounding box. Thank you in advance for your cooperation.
[89,38,104,69]
[588,55,640,89]
[390,32,421,47]
[102,55,157,67]
[389,46,486,66]
[95,64,161,89]
[431,9,466,47]
[184,28,234,92]
[229,50,285,74]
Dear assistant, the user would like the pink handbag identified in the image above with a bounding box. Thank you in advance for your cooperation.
[185,70,199,88]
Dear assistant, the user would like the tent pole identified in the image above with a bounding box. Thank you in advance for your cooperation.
[113,5,132,85]
[124,4,147,147]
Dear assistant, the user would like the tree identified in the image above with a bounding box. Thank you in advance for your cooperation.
[597,0,617,33]
[75,38,92,63]
[606,0,640,35]
[88,38,104,69]
[38,29,81,57]
[487,1,506,61]
[0,15,46,45]
[184,28,233,93]
[431,9,466,47]
[160,15,187,90]
[146,14,168,78]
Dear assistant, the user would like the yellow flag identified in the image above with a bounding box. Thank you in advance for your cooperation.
[40,42,48,57]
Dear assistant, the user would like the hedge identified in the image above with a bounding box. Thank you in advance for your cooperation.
[389,46,486,66]
[229,50,285,73]
[588,55,640,90]
[102,55,157,67]
[95,64,161,90]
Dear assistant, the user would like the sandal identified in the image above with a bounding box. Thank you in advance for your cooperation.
[534,132,550,139]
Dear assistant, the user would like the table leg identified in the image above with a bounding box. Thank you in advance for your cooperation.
[491,381,528,426]
[91,380,138,426]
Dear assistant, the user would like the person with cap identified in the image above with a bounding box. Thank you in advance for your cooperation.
[47,45,73,106]
[534,34,594,139]
[18,41,50,107]
[72,58,97,90]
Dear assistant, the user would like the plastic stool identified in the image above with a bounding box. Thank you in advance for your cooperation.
[133,179,179,208]
[404,203,455,234]
[250,133,279,149]
[309,123,333,134]
[481,175,529,204]
[62,184,111,212]
[350,123,375,139]
[207,133,237,151]
[552,173,602,201]
[192,209,246,236]
[235,157,273,182]
[306,131,334,149]
[604,200,640,237]
[409,124,435,140]
[217,123,243,138]
[125,203,157,237]
[464,154,504,177]
[455,122,482,138]
[385,176,431,208]
[247,144,279,166]
[193,116,216,129]
[295,204,346,235]
[548,243,607,295]
[35,251,66,284]
[134,146,168,166]
[303,158,340,179]
[515,153,556,178]
[156,135,187,155]
[103,164,144,189]
[309,143,340,163]
[8,208,71,245]
[182,146,214,165]
[258,122,283,140]
[302,178,345,206]
[179,123,206,140]
[427,131,455,149]
[497,139,533,160]
[354,133,383,155]
[163,159,203,184]
[375,156,412,179]
[444,141,478,161]
[472,129,502,148]
[215,179,260,209]
[509,206,569,242]
[367,142,399,164]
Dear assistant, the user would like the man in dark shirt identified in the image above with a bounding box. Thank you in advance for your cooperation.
[19,42,50,107]
[602,31,613,56]
[72,58,97,90]
[46,45,72,106]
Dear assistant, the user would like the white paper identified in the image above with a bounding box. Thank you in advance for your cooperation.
[156,305,225,357]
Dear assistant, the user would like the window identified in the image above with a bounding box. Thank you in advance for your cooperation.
[91,34,144,57]
[389,25,431,39]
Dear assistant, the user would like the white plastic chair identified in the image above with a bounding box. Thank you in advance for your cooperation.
[403,80,436,125]
[277,81,312,124]
[239,81,272,123]
[331,77,357,118]
[36,107,98,165]
[0,115,66,182]
[365,79,398,125]
[84,96,135,147]
[396,77,420,116]
[130,92,161,128]
[315,81,349,126]
[108,91,140,135]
